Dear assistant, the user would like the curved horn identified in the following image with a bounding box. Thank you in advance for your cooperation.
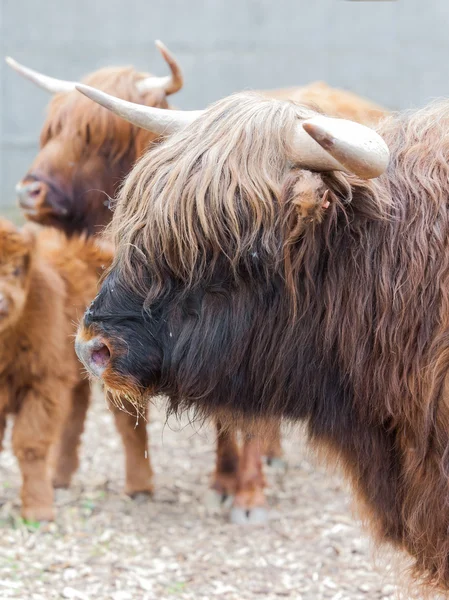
[75,84,202,135]
[5,57,76,94]
[299,116,389,179]
[74,85,389,179]
[136,40,183,96]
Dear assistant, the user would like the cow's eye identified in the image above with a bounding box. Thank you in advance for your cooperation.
[12,266,22,277]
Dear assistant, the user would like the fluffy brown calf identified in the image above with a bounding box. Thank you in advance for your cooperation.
[0,218,112,520]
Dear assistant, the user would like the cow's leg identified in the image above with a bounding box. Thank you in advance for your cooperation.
[12,387,68,521]
[210,420,240,502]
[230,430,268,525]
[264,420,286,468]
[109,395,153,497]
[53,379,91,488]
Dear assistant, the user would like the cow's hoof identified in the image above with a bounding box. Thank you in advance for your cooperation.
[127,489,153,503]
[204,488,234,512]
[230,505,269,525]
[265,456,287,470]
[21,505,55,523]
[52,474,72,489]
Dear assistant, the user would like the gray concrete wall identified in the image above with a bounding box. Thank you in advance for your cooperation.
[1,0,448,207]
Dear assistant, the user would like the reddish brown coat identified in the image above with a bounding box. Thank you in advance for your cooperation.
[0,219,113,520]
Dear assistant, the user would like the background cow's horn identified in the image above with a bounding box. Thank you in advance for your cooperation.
[75,84,202,135]
[136,40,183,96]
[5,57,76,94]
[298,116,389,179]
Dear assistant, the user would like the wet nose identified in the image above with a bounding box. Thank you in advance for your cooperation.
[0,293,8,317]
[75,335,111,379]
[15,181,48,210]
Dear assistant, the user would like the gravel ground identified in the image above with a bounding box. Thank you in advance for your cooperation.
[0,386,436,600]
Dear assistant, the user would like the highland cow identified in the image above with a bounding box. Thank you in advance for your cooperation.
[0,218,112,520]
[74,86,449,590]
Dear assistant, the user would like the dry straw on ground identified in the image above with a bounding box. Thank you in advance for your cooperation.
[0,387,421,600]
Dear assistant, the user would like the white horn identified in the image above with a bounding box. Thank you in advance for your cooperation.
[5,57,76,94]
[75,84,202,136]
[297,116,389,179]
[136,40,183,96]
[74,84,389,179]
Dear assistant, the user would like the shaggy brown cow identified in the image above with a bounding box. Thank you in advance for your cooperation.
[74,87,449,591]
[0,218,112,520]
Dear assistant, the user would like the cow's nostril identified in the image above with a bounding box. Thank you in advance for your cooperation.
[28,186,42,199]
[75,335,111,378]
[91,343,110,369]
[16,181,47,208]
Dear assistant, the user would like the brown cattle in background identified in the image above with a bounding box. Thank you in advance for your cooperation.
[263,80,388,125]
[9,40,182,237]
[0,218,112,520]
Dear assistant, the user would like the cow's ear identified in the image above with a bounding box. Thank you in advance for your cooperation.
[282,170,332,243]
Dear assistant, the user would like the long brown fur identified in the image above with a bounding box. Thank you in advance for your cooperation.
[41,66,167,163]
[95,93,449,590]
[0,218,113,520]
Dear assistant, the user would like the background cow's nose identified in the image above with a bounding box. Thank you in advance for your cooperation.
[15,181,48,210]
[0,294,8,317]
[75,335,111,378]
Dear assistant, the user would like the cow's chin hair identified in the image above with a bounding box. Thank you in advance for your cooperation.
[102,371,150,414]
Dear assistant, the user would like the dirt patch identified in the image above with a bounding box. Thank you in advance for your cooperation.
[0,388,423,599]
